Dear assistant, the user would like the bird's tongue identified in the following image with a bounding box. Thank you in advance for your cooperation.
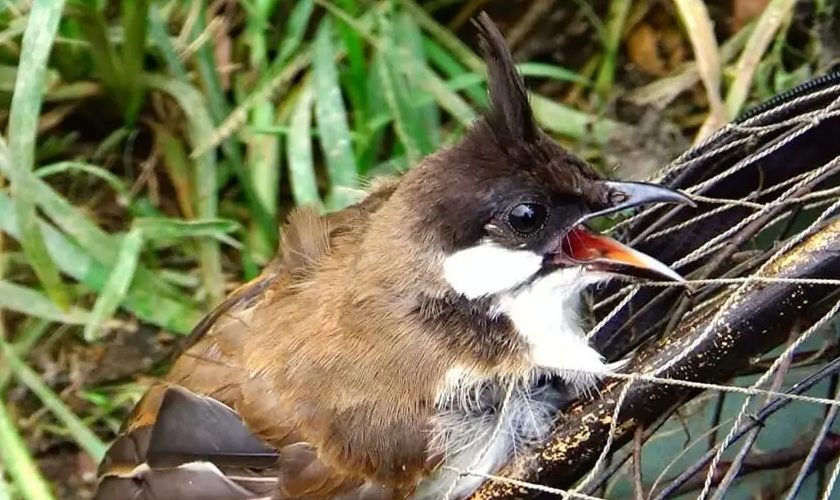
[555,226,684,282]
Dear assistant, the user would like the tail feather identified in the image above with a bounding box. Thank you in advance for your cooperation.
[93,384,279,500]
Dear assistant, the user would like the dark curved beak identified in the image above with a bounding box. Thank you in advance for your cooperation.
[550,181,695,282]
[579,181,696,224]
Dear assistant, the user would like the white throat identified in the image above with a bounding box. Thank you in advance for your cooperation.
[428,241,623,500]
[442,240,614,385]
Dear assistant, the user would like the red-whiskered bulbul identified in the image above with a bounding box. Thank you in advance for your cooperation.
[93,12,693,500]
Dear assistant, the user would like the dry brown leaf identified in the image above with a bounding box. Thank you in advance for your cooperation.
[672,0,728,142]
[732,0,772,32]
[627,23,668,76]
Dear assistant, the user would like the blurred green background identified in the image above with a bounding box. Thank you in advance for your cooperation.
[0,0,837,498]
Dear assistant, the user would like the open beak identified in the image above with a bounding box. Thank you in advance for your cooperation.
[548,181,695,282]
[551,226,684,281]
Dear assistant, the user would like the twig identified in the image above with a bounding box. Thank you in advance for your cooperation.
[632,426,644,500]
[707,393,726,452]
[671,0,726,141]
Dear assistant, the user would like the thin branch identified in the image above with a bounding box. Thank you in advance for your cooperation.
[707,393,726,452]
[632,426,644,500]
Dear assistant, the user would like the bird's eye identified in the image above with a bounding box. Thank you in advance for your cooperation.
[507,203,547,234]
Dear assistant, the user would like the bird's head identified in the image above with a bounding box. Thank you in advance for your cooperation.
[375,13,692,304]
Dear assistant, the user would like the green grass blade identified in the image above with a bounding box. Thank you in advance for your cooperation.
[0,320,52,393]
[398,0,481,69]
[276,0,315,67]
[150,9,277,250]
[0,468,10,500]
[399,0,623,143]
[423,36,486,104]
[150,123,196,218]
[377,14,423,164]
[287,85,322,208]
[317,0,474,161]
[144,75,224,304]
[443,63,589,92]
[66,2,121,96]
[516,63,591,85]
[244,0,283,232]
[360,50,390,171]
[384,11,437,159]
[530,94,622,145]
[147,7,188,80]
[35,161,131,200]
[83,227,143,341]
[8,0,69,308]
[402,51,477,129]
[313,19,359,210]
[0,192,201,334]
[188,4,277,250]
[133,217,241,247]
[594,0,630,103]
[119,0,150,125]
[193,10,383,158]
[396,10,440,149]
[0,140,188,302]
[190,3,231,132]
[246,129,279,229]
[192,51,311,158]
[0,281,90,325]
[0,401,54,500]
[1,339,107,461]
[333,0,369,137]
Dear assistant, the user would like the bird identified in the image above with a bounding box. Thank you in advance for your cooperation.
[92,12,694,500]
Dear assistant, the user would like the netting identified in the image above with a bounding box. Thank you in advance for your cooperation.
[460,74,840,499]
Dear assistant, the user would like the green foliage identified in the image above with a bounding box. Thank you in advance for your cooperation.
[0,0,830,497]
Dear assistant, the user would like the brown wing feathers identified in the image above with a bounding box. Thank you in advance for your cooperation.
[93,12,519,500]
[94,192,403,499]
[94,384,279,500]
[145,386,277,469]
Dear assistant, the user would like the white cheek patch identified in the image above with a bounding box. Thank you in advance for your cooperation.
[442,241,543,299]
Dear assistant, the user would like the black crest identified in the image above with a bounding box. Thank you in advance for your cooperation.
[473,12,539,149]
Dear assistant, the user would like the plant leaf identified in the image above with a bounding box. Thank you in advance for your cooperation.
[83,227,143,341]
[1,339,107,461]
[8,0,69,307]
[133,217,241,247]
[0,281,90,325]
[313,19,359,210]
[287,85,323,208]
[144,75,224,305]
[0,192,202,334]
[0,400,55,500]
[276,0,315,67]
